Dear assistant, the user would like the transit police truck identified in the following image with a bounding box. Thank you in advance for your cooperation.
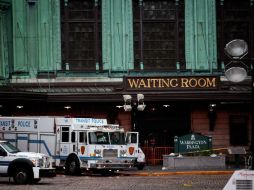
[0,117,145,175]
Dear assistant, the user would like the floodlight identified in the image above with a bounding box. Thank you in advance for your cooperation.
[137,94,144,102]
[137,104,146,111]
[123,95,132,111]
[225,66,247,83]
[224,39,248,59]
[137,94,146,111]
[124,105,132,112]
[123,95,132,103]
[224,39,248,83]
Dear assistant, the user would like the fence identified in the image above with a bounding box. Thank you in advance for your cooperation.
[141,146,174,165]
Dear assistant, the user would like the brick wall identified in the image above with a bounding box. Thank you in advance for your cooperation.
[191,109,252,149]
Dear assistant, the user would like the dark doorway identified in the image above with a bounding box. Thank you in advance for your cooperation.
[229,115,248,146]
[134,103,191,147]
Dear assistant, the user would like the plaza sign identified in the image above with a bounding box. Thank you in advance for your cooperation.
[174,133,212,153]
[124,76,218,91]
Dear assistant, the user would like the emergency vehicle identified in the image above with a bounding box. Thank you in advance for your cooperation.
[0,117,145,175]
[0,140,55,184]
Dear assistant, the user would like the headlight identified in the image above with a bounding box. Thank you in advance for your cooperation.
[94,149,101,154]
[31,159,40,167]
[42,156,51,168]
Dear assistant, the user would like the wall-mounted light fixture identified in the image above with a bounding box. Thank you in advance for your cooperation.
[64,106,71,110]
[122,94,146,112]
[16,105,24,109]
[208,103,217,131]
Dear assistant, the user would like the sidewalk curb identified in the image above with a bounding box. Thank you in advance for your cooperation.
[120,170,234,176]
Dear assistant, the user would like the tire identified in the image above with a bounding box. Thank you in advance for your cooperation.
[13,168,31,184]
[65,155,81,176]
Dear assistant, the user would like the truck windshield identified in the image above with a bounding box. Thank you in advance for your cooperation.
[2,142,20,153]
[109,132,125,145]
[89,132,110,144]
[88,132,125,145]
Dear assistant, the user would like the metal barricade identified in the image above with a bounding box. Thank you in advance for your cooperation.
[141,147,174,165]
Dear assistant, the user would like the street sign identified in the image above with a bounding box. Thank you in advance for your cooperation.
[174,133,212,153]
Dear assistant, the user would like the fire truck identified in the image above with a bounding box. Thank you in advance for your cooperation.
[0,117,145,175]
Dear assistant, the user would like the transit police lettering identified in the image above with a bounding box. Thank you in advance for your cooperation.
[0,120,11,127]
[17,120,31,127]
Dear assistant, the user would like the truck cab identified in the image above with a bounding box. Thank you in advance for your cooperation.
[61,124,136,175]
[0,140,55,184]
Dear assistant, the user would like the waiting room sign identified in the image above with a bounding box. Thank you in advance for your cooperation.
[124,76,218,91]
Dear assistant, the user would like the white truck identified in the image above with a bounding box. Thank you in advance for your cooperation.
[0,117,145,175]
[0,140,55,184]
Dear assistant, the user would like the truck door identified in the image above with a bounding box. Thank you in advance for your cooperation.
[0,145,8,174]
[77,131,87,157]
[60,127,77,159]
[126,132,139,158]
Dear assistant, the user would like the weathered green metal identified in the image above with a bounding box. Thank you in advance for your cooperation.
[37,0,61,73]
[185,0,217,72]
[12,0,61,78]
[12,0,28,75]
[0,1,10,79]
[102,0,134,72]
[4,0,220,79]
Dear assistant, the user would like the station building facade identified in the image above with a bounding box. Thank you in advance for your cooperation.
[0,0,253,153]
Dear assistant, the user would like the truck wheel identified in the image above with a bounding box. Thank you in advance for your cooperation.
[65,156,81,176]
[13,168,31,184]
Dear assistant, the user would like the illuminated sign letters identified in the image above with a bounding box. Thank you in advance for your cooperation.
[124,76,218,91]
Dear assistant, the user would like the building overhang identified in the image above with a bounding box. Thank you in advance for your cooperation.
[0,76,252,103]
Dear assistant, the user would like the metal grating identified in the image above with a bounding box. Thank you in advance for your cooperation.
[103,149,118,158]
[236,180,253,190]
